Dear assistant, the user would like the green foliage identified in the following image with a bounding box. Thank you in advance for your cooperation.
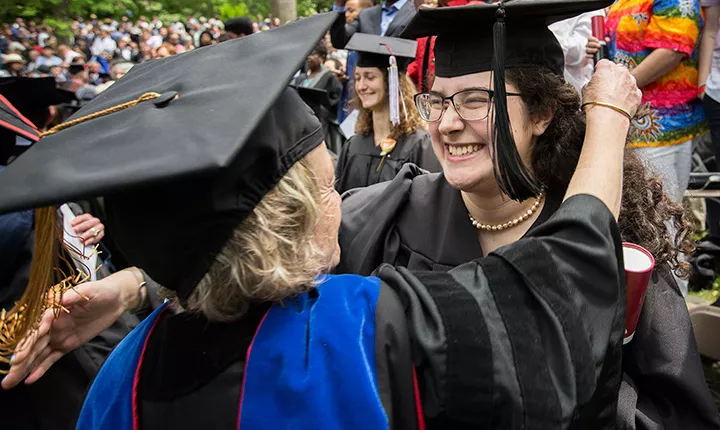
[4,0,335,27]
[216,0,250,21]
[297,0,318,16]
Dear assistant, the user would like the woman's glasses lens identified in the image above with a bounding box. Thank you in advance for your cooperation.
[415,90,492,122]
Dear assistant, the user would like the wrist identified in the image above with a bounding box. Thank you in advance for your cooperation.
[583,102,632,125]
[119,268,147,312]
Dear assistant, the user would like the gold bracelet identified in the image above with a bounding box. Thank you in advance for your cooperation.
[126,268,148,312]
[581,101,632,121]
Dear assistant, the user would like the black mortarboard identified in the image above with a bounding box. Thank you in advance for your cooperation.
[292,85,332,115]
[401,0,612,200]
[0,77,77,129]
[0,13,339,301]
[0,94,40,165]
[346,33,417,72]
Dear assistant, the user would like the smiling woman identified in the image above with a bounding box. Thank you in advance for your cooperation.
[334,34,441,194]
[338,1,718,428]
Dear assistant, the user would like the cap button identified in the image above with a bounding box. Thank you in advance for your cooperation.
[153,91,179,108]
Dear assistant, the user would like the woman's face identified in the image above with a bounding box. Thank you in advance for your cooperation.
[354,66,386,111]
[429,71,547,194]
[306,143,342,268]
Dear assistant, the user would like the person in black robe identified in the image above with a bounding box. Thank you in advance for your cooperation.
[338,2,720,429]
[291,39,345,154]
[1,8,641,430]
[335,33,440,194]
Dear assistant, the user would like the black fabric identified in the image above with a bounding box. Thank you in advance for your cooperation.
[0,77,76,130]
[617,266,720,430]
[338,167,634,427]
[371,194,626,428]
[329,2,416,49]
[400,0,612,78]
[421,37,433,93]
[0,15,338,302]
[337,164,561,276]
[137,291,419,430]
[291,72,345,155]
[374,284,420,430]
[346,33,417,72]
[335,131,441,194]
[411,271,494,427]
[480,255,564,428]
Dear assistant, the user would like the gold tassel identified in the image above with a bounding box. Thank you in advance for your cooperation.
[0,207,92,373]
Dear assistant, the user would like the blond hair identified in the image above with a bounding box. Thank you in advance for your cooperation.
[184,156,328,322]
[353,71,425,140]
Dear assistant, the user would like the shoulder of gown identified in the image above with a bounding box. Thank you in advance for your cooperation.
[397,130,441,174]
[337,163,446,276]
[618,265,720,430]
[374,194,626,428]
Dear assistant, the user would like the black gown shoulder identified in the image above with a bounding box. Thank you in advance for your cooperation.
[374,193,626,428]
[339,164,718,429]
[137,287,419,430]
[334,130,441,194]
[337,164,561,276]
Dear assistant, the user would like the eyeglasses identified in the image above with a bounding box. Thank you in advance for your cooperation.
[414,88,523,122]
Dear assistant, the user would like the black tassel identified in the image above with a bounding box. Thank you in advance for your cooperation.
[491,3,542,201]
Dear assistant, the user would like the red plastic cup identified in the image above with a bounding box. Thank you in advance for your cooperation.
[623,243,655,344]
[591,15,605,39]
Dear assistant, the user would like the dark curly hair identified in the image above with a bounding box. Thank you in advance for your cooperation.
[505,67,694,278]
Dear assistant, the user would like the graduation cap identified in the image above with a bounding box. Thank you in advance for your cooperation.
[0,94,40,165]
[401,0,613,201]
[0,13,339,302]
[0,77,77,129]
[292,85,332,117]
[346,33,417,127]
[345,33,417,72]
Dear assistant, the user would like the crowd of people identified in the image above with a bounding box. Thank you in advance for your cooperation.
[0,0,720,429]
[0,14,286,103]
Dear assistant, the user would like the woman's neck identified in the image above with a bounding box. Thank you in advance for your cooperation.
[461,186,545,254]
[371,105,391,146]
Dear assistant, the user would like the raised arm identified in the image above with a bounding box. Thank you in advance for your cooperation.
[374,61,640,427]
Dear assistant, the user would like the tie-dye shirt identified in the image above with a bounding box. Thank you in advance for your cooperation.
[606,0,707,147]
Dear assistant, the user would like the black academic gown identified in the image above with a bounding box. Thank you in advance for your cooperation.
[338,164,625,428]
[338,164,717,429]
[335,130,441,194]
[137,180,625,430]
[136,286,419,430]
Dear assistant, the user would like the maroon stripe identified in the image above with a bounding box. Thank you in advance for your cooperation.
[132,306,169,430]
[0,94,39,130]
[412,366,426,430]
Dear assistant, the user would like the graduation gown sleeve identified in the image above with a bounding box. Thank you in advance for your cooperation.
[374,194,626,429]
[337,164,423,276]
[407,132,441,174]
[617,266,720,430]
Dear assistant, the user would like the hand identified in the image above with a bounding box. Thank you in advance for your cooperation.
[1,270,139,390]
[586,36,611,59]
[70,213,105,246]
[583,60,642,120]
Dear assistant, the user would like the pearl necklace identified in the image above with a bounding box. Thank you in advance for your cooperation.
[468,193,545,232]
